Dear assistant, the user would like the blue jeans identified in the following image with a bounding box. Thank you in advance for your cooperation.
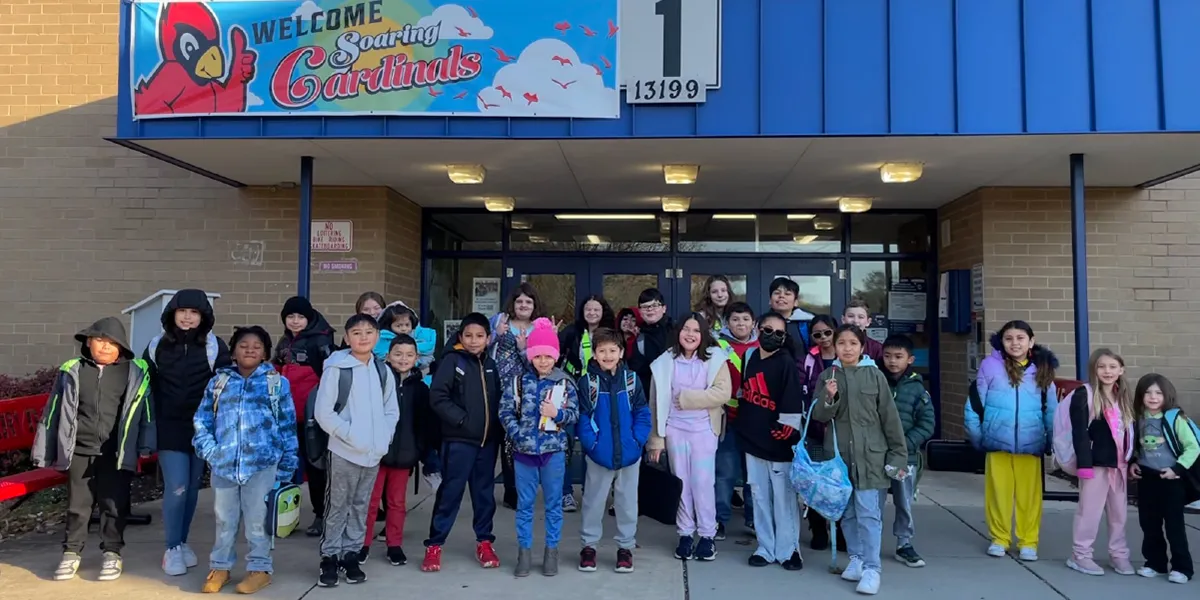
[843,489,884,572]
[514,452,566,549]
[562,435,586,496]
[885,464,918,548]
[160,450,205,548]
[210,467,276,572]
[715,433,753,526]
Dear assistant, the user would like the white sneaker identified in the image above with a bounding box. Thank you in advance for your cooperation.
[1168,571,1190,584]
[98,552,123,581]
[180,543,198,568]
[856,569,881,595]
[1137,567,1160,578]
[54,552,81,581]
[841,556,865,582]
[986,544,1006,557]
[1018,547,1038,561]
[562,494,579,513]
[162,546,187,576]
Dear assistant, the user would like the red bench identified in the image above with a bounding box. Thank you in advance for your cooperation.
[1,393,155,523]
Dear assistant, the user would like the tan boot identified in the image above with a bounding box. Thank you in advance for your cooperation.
[235,571,272,594]
[202,570,231,593]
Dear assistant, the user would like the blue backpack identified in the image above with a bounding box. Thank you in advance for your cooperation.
[790,398,853,572]
[1162,408,1200,504]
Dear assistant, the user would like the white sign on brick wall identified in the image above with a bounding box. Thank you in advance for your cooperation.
[311,221,352,252]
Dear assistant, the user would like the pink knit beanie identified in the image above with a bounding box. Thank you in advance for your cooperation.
[525,317,560,361]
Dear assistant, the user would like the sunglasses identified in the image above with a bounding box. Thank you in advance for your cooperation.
[759,326,783,336]
[812,329,833,339]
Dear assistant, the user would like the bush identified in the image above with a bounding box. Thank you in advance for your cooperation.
[0,368,57,478]
[0,368,56,400]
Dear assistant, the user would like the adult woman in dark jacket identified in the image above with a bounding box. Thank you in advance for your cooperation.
[556,295,616,510]
[143,289,231,576]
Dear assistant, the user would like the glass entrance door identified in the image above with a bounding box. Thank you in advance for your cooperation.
[760,259,846,320]
[676,259,760,320]
[588,258,674,315]
[504,259,587,326]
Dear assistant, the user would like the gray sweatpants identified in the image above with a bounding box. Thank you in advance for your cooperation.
[580,456,640,549]
[320,453,379,558]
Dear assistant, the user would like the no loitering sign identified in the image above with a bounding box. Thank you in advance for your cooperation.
[311,220,353,252]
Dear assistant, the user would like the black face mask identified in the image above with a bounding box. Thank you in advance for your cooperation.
[759,330,787,352]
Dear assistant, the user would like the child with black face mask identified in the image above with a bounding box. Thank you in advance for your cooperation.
[734,313,805,570]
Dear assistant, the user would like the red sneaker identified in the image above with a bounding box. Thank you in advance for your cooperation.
[476,541,500,568]
[420,546,442,572]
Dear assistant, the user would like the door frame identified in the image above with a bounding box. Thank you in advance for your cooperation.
[674,257,764,318]
[760,258,848,319]
[588,256,676,311]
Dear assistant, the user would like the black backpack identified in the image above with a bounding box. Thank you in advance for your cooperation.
[304,357,389,469]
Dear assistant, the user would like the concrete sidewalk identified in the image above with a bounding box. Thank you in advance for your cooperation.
[1,471,1196,599]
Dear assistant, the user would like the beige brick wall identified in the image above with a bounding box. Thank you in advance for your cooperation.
[935,190,985,441]
[0,0,422,375]
[938,180,1200,437]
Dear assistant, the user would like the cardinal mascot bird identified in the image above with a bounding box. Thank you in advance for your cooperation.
[134,2,257,115]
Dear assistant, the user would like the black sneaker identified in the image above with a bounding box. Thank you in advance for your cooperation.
[895,545,926,567]
[342,552,367,583]
[782,551,804,571]
[357,546,370,565]
[387,546,407,566]
[731,490,744,508]
[674,536,695,560]
[306,517,324,538]
[748,554,770,567]
[578,547,597,572]
[318,556,340,587]
[715,523,727,541]
[694,537,717,561]
[615,548,634,573]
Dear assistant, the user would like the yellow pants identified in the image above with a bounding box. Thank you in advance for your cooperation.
[984,451,1043,548]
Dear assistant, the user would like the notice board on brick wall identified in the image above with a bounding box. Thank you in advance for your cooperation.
[311,221,352,252]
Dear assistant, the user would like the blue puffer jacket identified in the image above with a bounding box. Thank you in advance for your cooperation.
[965,337,1059,456]
[193,363,298,485]
[500,367,579,456]
[576,363,651,470]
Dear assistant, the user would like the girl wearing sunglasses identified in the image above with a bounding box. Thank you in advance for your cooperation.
[801,314,844,552]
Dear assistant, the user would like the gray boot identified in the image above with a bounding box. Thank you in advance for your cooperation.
[514,548,532,577]
[543,547,559,576]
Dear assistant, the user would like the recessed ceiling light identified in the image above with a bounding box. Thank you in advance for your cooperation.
[793,234,819,244]
[712,214,756,220]
[484,197,514,212]
[663,164,699,185]
[838,197,873,213]
[447,164,485,184]
[661,196,691,213]
[787,213,816,220]
[879,162,923,183]
[813,217,838,231]
[527,234,549,243]
[511,217,533,230]
[555,214,656,220]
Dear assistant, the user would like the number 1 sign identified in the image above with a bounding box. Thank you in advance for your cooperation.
[621,0,721,103]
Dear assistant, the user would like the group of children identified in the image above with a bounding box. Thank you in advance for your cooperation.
[966,320,1196,585]
[27,280,1196,595]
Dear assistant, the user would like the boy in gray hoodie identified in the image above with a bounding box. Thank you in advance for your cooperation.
[314,314,399,587]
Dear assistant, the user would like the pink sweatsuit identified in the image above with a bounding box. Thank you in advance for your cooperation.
[1072,406,1132,563]
[666,356,719,539]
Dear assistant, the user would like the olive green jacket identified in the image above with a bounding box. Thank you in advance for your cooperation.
[813,364,908,490]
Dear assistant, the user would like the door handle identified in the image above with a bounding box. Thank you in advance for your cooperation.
[505,267,514,278]
[664,269,673,279]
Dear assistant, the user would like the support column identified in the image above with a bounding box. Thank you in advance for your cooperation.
[1069,153,1088,377]
[298,156,314,298]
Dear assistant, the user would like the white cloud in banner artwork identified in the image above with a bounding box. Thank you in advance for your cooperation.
[475,39,617,117]
[291,0,321,20]
[246,91,264,107]
[416,4,493,40]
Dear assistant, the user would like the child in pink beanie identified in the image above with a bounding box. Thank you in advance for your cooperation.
[499,317,579,577]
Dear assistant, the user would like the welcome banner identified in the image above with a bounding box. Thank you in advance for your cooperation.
[129,0,620,119]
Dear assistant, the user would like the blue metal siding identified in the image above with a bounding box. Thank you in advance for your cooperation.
[1160,0,1200,130]
[116,0,1200,140]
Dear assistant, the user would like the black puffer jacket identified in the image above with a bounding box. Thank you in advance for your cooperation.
[381,369,433,469]
[143,289,231,453]
[429,347,502,445]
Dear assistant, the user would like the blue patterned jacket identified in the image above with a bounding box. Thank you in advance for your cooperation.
[193,363,298,485]
[500,367,580,456]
